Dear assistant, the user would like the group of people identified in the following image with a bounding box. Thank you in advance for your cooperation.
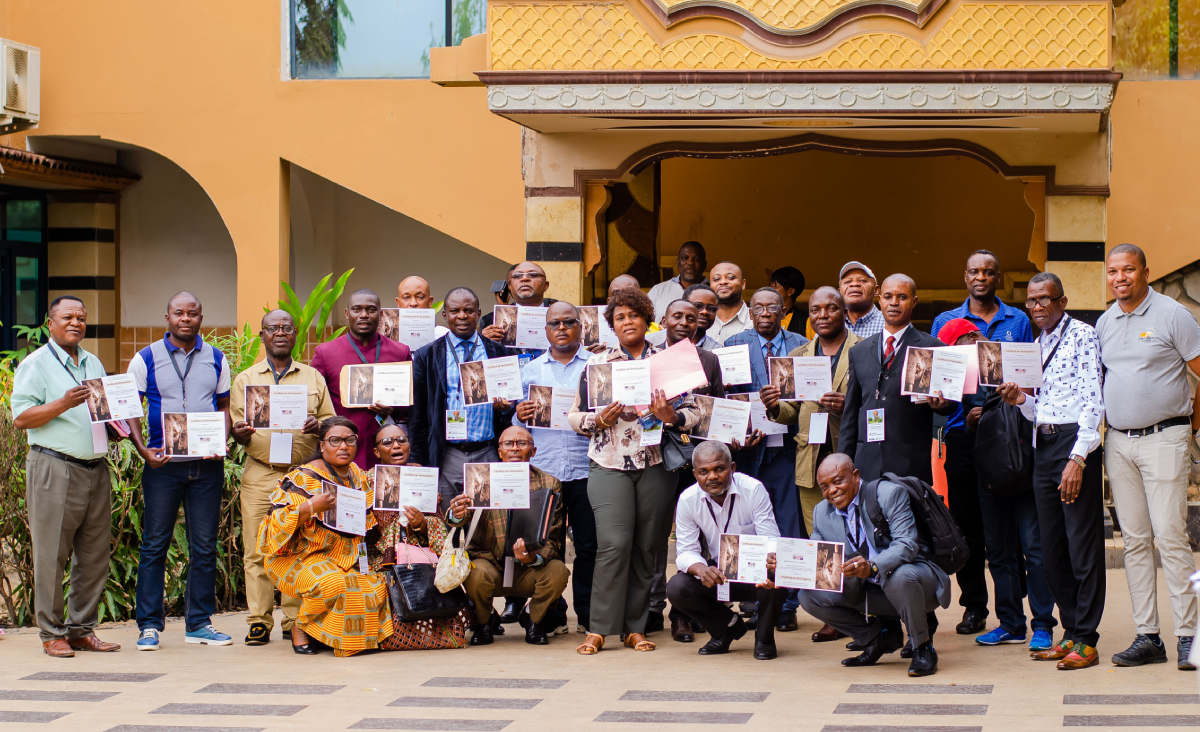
[14,241,1200,676]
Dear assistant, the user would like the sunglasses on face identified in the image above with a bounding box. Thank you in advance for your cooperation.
[547,318,579,329]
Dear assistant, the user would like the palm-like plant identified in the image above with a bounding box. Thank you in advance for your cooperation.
[273,269,355,360]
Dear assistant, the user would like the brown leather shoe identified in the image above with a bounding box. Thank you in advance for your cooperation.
[68,636,121,652]
[671,617,695,643]
[43,639,75,658]
[1057,644,1099,670]
[812,623,847,643]
[1031,639,1074,661]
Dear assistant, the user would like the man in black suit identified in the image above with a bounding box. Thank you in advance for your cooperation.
[410,287,515,510]
[840,274,954,484]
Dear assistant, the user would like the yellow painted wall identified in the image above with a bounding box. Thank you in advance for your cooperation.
[1,0,526,328]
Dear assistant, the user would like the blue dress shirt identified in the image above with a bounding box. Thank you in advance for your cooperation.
[515,347,591,482]
[445,332,494,442]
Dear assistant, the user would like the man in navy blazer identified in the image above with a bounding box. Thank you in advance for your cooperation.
[409,287,515,510]
[798,454,951,676]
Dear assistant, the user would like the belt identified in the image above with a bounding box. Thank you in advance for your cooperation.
[1036,423,1075,435]
[447,440,494,453]
[248,454,295,470]
[31,445,105,469]
[1111,415,1191,438]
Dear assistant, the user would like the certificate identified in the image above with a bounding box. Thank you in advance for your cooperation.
[793,357,833,401]
[373,465,438,513]
[901,347,967,401]
[712,344,752,385]
[774,538,845,593]
[718,534,770,584]
[527,385,576,431]
[515,306,552,350]
[611,361,652,406]
[323,483,367,536]
[373,364,413,407]
[394,308,438,350]
[728,392,789,437]
[163,412,227,458]
[693,396,752,444]
[243,384,307,430]
[1001,342,1043,389]
[464,462,531,509]
[82,373,143,423]
[578,306,620,350]
[483,356,523,401]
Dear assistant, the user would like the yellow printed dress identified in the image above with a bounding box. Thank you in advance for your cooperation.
[258,461,393,656]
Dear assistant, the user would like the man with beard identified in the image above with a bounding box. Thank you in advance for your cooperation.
[230,309,334,645]
[311,289,411,469]
[482,262,557,359]
[648,241,708,321]
[709,262,752,346]
[649,284,721,351]
[839,262,885,339]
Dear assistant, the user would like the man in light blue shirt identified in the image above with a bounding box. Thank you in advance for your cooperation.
[514,302,595,631]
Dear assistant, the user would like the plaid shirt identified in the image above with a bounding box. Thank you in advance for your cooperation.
[846,306,885,339]
[444,332,494,442]
[465,464,565,565]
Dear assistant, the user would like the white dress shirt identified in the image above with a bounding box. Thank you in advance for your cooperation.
[675,472,780,572]
[1017,315,1105,458]
[880,323,911,360]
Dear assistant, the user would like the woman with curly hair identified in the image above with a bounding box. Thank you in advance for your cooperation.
[568,285,701,655]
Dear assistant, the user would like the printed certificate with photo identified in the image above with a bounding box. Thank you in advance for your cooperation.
[610,360,652,406]
[527,385,576,431]
[82,374,143,423]
[712,344,752,385]
[727,392,789,438]
[483,356,524,401]
[774,538,845,593]
[372,465,438,514]
[318,480,367,536]
[578,305,620,350]
[463,462,531,509]
[977,341,1043,389]
[394,308,438,350]
[792,357,833,401]
[162,412,227,458]
[901,347,967,401]
[718,533,771,584]
[245,384,307,430]
[491,305,519,347]
[515,306,552,350]
[340,363,412,407]
[691,395,752,444]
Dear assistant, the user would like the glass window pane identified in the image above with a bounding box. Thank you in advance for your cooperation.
[6,199,41,242]
[293,0,449,79]
[1115,0,1200,79]
[14,255,38,326]
[451,0,484,46]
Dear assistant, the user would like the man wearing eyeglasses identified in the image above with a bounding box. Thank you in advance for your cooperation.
[481,262,557,356]
[998,272,1105,670]
[230,309,336,647]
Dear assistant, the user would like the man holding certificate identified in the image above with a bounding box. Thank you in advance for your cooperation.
[480,262,557,358]
[230,310,336,646]
[395,275,449,347]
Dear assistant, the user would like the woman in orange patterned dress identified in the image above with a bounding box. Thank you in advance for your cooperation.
[259,416,393,656]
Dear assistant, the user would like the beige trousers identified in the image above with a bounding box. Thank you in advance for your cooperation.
[1106,425,1198,636]
[464,558,570,624]
[240,460,300,630]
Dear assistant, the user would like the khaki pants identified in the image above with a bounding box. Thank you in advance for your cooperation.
[463,558,570,624]
[798,484,823,536]
[1106,425,1198,636]
[26,449,112,642]
[240,459,300,630]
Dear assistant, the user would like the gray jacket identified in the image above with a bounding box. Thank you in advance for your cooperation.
[810,479,951,608]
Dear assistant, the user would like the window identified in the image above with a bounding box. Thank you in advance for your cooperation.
[0,194,46,352]
[290,0,485,79]
[1114,0,1200,79]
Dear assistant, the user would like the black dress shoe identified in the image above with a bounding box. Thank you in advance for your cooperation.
[908,641,939,676]
[746,614,758,631]
[645,612,665,634]
[753,641,778,660]
[956,608,987,635]
[245,622,270,646]
[525,620,549,645]
[699,617,747,655]
[281,628,292,640]
[488,613,506,636]
[291,641,318,655]
[775,610,799,633]
[671,617,695,643]
[846,639,865,651]
[843,628,904,667]
[900,638,913,659]
[470,622,495,646]
[500,600,523,624]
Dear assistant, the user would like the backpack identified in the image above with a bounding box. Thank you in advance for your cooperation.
[860,473,969,576]
[973,390,1034,497]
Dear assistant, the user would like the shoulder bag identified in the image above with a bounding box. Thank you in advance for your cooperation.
[434,509,483,593]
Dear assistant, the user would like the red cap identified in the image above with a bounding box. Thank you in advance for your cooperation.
[937,318,980,346]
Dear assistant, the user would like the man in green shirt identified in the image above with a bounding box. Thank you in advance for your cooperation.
[12,295,121,657]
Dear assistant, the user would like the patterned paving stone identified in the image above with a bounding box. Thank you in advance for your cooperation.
[388,698,540,710]
[833,704,988,716]
[149,704,305,717]
[594,711,753,724]
[618,691,768,703]
[0,690,118,702]
[1064,695,1200,705]
[195,685,342,696]
[421,678,566,690]
[0,711,71,723]
[21,673,163,683]
[103,726,265,732]
[1063,716,1200,727]
[349,720,512,731]
[822,727,983,732]
[847,685,993,695]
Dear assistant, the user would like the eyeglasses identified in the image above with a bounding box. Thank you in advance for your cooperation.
[510,271,546,281]
[547,318,579,329]
[750,305,782,315]
[1024,295,1064,310]
[688,302,719,313]
[499,439,534,449]
[323,435,359,447]
[375,436,408,447]
[262,325,297,335]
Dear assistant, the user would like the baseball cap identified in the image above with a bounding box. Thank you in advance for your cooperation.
[839,261,876,281]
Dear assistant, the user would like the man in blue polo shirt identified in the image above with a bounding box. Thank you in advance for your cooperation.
[931,250,1050,650]
[126,292,232,651]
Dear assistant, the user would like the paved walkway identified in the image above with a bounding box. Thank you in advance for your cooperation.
[1,568,1198,731]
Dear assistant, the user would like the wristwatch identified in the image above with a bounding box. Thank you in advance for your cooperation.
[869,562,879,579]
[1070,455,1086,470]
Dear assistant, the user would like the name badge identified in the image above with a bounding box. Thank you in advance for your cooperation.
[446,410,468,441]
[717,582,730,602]
[357,542,369,574]
[867,408,885,443]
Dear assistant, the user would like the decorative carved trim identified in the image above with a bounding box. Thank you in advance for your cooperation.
[479,70,1124,86]
[0,146,140,191]
[488,81,1115,114]
[525,133,1109,198]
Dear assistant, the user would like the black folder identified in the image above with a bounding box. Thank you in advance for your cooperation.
[506,489,560,553]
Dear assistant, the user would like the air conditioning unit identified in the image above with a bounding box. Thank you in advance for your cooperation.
[0,39,38,132]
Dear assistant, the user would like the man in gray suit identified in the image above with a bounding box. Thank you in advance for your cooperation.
[797,454,951,676]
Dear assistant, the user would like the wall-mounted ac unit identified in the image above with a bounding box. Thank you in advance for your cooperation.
[0,39,39,133]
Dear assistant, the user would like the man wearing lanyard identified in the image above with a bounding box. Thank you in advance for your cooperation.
[127,292,233,650]
[411,286,514,511]
[311,289,411,470]
[13,296,121,657]
[229,310,335,646]
[930,251,1035,638]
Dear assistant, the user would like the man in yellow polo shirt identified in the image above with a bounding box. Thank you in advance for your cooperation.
[230,309,335,646]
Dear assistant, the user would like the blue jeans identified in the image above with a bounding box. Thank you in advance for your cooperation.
[979,485,1057,635]
[136,459,225,632]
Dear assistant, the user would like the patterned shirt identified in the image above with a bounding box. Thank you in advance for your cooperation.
[444,332,494,443]
[846,307,885,339]
[1016,315,1105,458]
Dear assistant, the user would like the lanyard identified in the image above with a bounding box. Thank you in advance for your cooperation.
[270,359,292,385]
[168,346,198,409]
[703,492,737,536]
[47,345,84,386]
[347,333,381,365]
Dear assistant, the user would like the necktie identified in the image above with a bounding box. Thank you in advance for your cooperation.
[764,341,774,358]
[883,335,896,369]
[459,340,475,362]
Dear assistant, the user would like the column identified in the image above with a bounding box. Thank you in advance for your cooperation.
[525,195,585,305]
[47,192,118,372]
[1044,195,1107,325]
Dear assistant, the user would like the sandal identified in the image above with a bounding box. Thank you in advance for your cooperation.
[577,633,604,655]
[623,632,655,652]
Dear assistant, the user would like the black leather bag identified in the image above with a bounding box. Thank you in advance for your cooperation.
[973,391,1035,497]
[384,563,469,623]
[661,429,695,472]
[507,489,560,552]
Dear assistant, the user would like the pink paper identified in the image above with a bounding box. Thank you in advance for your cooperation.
[647,338,709,399]
[942,345,979,395]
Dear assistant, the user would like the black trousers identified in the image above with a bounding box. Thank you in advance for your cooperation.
[1031,426,1105,648]
[560,478,595,624]
[943,429,988,614]
[666,572,787,646]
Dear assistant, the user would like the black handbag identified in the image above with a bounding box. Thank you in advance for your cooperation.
[385,562,469,623]
[661,429,695,472]
[507,489,560,552]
